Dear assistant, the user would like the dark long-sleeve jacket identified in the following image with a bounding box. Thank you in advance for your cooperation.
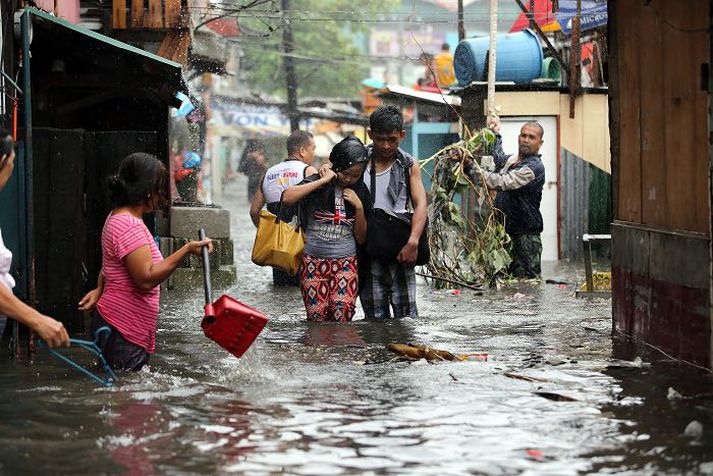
[469,134,545,236]
[296,174,372,230]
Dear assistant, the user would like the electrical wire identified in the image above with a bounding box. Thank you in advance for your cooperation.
[190,5,607,19]
[235,42,416,66]
[233,37,430,61]
[234,37,456,65]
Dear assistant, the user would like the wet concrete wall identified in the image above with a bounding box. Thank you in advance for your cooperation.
[158,206,236,291]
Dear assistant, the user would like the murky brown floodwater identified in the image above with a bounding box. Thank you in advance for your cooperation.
[2,177,713,475]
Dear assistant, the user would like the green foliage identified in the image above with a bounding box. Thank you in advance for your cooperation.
[463,128,497,156]
[239,0,393,98]
[423,128,512,287]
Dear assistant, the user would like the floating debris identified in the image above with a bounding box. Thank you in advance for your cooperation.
[386,343,488,362]
[668,387,684,400]
[607,357,648,369]
[534,391,579,402]
[684,420,704,439]
[503,373,549,383]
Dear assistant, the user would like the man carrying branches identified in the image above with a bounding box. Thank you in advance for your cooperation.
[460,118,546,279]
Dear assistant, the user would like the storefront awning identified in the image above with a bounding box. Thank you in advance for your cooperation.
[378,85,461,108]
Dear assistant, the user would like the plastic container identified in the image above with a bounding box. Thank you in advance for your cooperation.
[541,57,563,85]
[201,294,268,358]
[454,29,544,86]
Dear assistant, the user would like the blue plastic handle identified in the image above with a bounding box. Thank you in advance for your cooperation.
[39,326,118,387]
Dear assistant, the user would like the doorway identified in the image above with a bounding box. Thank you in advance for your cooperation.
[32,128,157,332]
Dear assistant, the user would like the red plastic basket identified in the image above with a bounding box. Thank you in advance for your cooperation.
[198,229,268,358]
[201,295,268,358]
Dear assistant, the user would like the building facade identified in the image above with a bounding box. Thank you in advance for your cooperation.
[609,0,712,367]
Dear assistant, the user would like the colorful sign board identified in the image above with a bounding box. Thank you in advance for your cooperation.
[369,30,448,58]
[210,101,312,138]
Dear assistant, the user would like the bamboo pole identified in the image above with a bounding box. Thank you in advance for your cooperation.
[486,0,498,119]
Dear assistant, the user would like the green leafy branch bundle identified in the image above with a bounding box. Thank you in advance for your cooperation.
[421,127,512,287]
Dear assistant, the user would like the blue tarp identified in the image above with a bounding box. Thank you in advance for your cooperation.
[557,0,607,34]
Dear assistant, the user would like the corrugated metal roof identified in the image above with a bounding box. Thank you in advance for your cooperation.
[378,84,461,107]
[29,7,182,70]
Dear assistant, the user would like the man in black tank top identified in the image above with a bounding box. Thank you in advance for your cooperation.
[360,107,428,319]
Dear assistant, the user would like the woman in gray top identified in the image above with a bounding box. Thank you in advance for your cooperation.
[282,136,371,322]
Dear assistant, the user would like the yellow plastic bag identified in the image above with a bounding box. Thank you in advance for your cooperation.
[251,210,304,275]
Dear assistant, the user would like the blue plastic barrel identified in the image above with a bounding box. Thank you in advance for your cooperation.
[454,29,544,86]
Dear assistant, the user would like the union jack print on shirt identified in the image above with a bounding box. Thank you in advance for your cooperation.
[314,206,354,226]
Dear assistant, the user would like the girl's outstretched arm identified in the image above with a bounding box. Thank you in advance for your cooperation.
[124,239,213,291]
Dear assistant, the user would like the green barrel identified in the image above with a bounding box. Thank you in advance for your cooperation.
[541,57,563,85]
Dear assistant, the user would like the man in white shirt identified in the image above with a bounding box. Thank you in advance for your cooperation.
[250,130,317,285]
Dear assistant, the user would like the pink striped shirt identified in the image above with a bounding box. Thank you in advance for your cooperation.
[96,213,163,353]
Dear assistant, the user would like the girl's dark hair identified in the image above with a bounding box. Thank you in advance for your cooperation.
[329,135,367,172]
[108,152,168,209]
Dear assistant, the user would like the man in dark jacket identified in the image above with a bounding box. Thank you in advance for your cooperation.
[465,118,546,278]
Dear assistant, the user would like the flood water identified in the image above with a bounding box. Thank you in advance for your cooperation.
[2,179,713,475]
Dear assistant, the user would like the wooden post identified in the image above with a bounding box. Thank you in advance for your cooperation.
[458,0,465,41]
[21,10,34,358]
[148,0,164,28]
[112,0,127,29]
[282,0,299,132]
[486,0,498,117]
[165,0,181,28]
[569,0,581,118]
[529,0,536,30]
[131,0,145,28]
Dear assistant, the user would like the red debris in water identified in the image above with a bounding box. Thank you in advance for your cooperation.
[527,449,544,458]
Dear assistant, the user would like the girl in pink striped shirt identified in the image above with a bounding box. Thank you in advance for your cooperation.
[78,153,213,371]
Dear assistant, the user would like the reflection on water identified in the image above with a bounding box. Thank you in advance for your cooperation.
[1,179,712,474]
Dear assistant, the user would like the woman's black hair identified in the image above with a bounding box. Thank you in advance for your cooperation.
[108,152,168,210]
[329,135,367,172]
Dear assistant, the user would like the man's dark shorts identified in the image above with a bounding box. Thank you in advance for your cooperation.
[91,310,149,372]
[509,234,542,279]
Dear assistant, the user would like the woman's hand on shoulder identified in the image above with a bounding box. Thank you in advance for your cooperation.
[319,164,336,183]
[184,238,213,256]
